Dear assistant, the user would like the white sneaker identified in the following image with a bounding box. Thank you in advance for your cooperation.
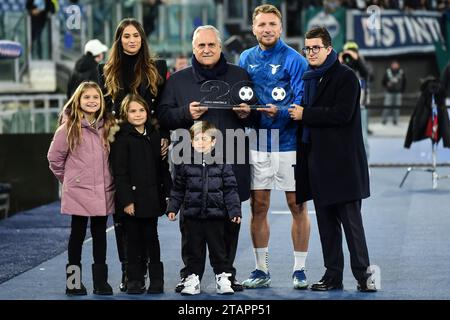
[181,274,200,295]
[216,272,234,295]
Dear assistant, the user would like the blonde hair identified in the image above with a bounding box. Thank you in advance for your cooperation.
[189,121,217,140]
[103,18,162,101]
[59,81,114,152]
[252,4,282,23]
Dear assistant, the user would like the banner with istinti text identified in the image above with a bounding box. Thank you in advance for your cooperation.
[347,9,445,57]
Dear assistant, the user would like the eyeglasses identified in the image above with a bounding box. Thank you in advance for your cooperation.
[301,46,327,54]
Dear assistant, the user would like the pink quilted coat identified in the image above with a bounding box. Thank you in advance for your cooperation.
[47,119,115,216]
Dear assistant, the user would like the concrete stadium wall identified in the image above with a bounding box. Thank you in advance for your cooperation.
[0,134,59,216]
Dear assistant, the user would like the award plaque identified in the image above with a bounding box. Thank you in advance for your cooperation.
[199,80,258,108]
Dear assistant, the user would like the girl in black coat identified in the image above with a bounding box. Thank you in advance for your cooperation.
[110,94,171,294]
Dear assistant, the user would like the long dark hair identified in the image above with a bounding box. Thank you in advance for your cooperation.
[103,18,161,101]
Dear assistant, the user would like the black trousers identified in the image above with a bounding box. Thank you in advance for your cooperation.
[314,200,371,282]
[183,219,231,277]
[113,214,127,265]
[68,215,108,265]
[123,216,161,265]
[179,213,240,280]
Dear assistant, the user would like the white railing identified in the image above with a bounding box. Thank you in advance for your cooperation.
[0,94,66,134]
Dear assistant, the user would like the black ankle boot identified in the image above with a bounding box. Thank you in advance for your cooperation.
[147,262,164,294]
[126,263,146,294]
[92,264,113,295]
[66,264,87,296]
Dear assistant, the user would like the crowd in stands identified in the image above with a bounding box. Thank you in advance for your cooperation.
[302,0,450,11]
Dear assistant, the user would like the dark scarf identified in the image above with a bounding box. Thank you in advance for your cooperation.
[301,49,338,143]
[191,53,228,80]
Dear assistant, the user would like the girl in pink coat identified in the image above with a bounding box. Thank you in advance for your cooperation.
[48,81,115,296]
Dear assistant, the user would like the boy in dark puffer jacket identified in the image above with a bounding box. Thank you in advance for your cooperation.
[167,121,242,295]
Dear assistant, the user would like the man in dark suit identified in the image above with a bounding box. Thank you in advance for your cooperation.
[288,26,377,292]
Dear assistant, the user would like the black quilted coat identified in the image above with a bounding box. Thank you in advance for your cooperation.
[167,151,241,220]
